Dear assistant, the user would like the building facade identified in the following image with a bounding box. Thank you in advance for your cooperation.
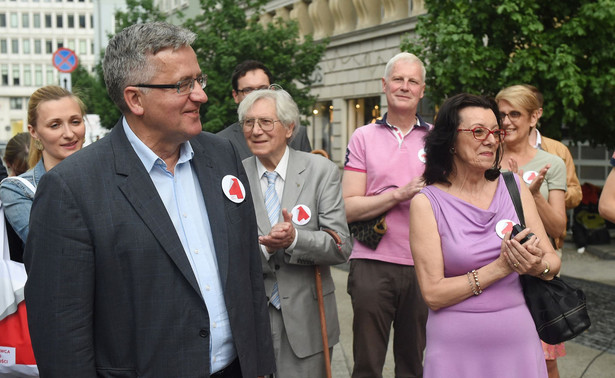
[0,0,99,141]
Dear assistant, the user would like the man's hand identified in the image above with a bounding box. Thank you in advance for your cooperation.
[393,176,425,202]
[259,209,296,253]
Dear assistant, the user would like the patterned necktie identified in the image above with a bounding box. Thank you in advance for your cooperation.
[264,171,281,227]
[264,171,282,309]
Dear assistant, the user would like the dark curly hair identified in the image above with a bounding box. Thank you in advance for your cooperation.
[423,93,503,186]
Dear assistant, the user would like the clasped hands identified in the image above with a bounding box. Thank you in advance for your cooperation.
[501,227,545,277]
[259,209,296,254]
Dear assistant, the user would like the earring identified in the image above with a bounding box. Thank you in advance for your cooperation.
[449,147,456,154]
[34,139,44,151]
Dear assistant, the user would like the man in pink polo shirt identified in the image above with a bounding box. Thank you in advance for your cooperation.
[342,52,430,378]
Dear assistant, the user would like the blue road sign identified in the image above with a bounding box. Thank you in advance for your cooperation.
[52,48,79,73]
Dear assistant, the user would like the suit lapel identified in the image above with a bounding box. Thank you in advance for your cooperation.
[189,136,233,288]
[243,156,271,234]
[111,125,202,296]
[281,149,305,213]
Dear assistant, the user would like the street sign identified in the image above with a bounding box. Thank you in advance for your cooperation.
[59,73,72,92]
[52,48,79,73]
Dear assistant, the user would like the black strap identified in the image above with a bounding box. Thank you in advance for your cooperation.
[502,171,526,226]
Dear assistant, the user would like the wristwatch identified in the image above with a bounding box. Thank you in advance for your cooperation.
[540,260,551,278]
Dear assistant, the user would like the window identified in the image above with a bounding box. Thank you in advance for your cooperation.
[22,13,29,28]
[0,14,6,28]
[56,14,63,28]
[0,39,6,54]
[67,39,75,50]
[11,39,18,54]
[79,14,85,28]
[1,65,8,86]
[57,41,63,49]
[23,39,30,54]
[34,39,41,54]
[67,14,74,28]
[12,67,19,85]
[10,97,23,110]
[46,66,54,85]
[10,13,18,27]
[79,39,86,54]
[46,39,53,53]
[45,14,52,28]
[33,13,40,28]
[35,65,42,85]
[24,65,31,85]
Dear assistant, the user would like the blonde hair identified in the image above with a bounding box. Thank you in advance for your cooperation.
[495,85,541,115]
[27,85,86,168]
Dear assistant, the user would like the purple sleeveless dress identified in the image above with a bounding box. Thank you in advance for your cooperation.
[420,175,547,377]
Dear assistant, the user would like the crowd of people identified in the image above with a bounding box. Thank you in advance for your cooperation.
[1,20,603,378]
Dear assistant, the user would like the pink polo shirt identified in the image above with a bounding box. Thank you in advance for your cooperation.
[344,114,431,265]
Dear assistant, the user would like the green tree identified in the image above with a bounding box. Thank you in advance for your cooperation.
[402,0,615,147]
[180,0,328,132]
[71,63,121,129]
[114,0,166,32]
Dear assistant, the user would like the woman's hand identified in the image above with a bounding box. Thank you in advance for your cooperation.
[501,227,545,276]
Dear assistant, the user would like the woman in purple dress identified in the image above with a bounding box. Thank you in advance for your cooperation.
[409,94,561,377]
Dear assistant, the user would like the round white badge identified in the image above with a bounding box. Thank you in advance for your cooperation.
[523,171,539,185]
[418,148,426,163]
[495,219,516,239]
[221,175,246,203]
[291,204,311,226]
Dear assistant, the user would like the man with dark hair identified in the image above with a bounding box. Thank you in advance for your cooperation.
[218,60,312,159]
[24,22,275,377]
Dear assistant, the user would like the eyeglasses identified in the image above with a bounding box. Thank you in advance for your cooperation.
[242,117,282,132]
[236,85,269,95]
[457,126,507,141]
[499,111,522,121]
[132,74,207,95]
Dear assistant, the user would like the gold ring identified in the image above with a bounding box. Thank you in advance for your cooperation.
[513,263,519,268]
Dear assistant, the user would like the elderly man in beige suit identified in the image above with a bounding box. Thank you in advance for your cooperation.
[240,88,351,378]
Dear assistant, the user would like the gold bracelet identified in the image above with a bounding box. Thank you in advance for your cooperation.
[471,269,483,295]
[466,272,478,295]
[540,260,551,278]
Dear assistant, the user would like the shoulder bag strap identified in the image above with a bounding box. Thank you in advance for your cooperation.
[1,176,37,195]
[502,171,526,226]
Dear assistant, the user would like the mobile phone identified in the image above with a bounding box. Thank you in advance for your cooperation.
[511,224,534,244]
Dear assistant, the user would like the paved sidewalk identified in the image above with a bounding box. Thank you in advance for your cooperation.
[330,240,615,378]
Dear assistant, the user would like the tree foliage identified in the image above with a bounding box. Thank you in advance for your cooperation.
[402,0,615,147]
[71,64,121,128]
[80,0,327,132]
[184,0,328,132]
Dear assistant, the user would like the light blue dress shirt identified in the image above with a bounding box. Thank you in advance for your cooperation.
[123,119,235,373]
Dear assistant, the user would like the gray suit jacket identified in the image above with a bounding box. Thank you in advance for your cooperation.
[24,121,275,377]
[218,122,312,160]
[242,148,351,358]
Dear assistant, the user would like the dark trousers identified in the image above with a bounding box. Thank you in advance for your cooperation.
[347,259,427,378]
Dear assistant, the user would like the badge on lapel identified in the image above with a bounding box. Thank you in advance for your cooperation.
[221,175,246,203]
[290,204,311,225]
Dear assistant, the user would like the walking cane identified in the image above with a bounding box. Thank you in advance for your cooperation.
[315,265,332,378]
[318,229,344,378]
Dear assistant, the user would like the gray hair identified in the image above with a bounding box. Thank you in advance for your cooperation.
[384,52,426,83]
[103,22,197,113]
[237,89,300,142]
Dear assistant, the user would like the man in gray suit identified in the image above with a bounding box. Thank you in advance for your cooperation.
[217,60,312,159]
[239,88,351,377]
[24,22,274,377]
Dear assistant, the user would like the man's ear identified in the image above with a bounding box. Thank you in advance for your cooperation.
[232,90,240,105]
[124,87,145,116]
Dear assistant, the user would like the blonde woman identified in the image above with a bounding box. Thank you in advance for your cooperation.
[0,85,86,242]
